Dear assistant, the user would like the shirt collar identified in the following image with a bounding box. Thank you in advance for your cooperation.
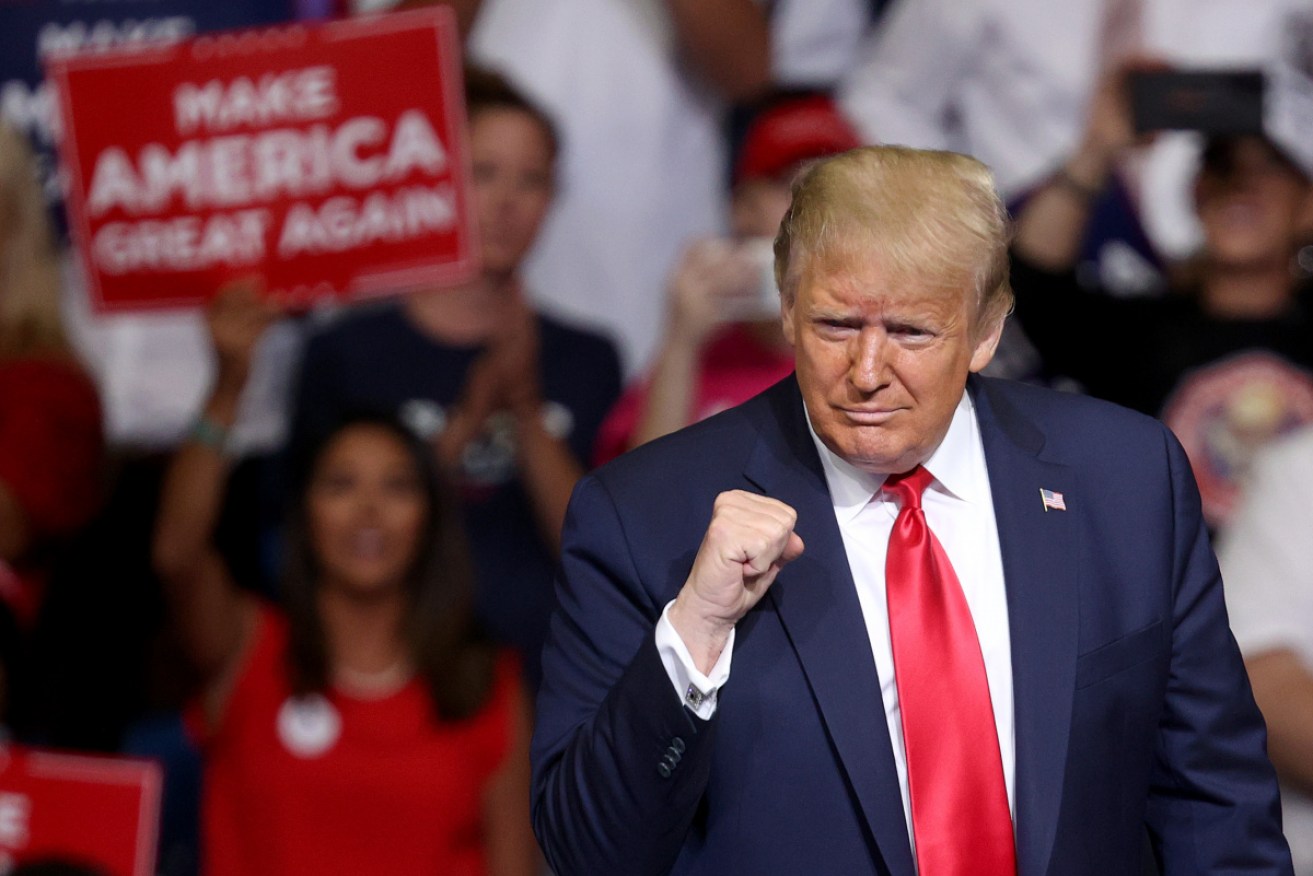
[806,390,987,523]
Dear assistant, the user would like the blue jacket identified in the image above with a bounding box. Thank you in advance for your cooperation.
[531,374,1290,876]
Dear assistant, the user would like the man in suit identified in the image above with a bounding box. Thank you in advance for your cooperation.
[530,145,1291,875]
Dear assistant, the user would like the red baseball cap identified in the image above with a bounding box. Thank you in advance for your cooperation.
[734,95,863,185]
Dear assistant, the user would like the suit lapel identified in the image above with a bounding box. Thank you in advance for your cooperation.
[745,380,916,876]
[970,377,1081,876]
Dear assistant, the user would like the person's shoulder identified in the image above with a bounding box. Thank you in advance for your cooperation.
[536,309,621,360]
[305,302,412,353]
[975,376,1169,454]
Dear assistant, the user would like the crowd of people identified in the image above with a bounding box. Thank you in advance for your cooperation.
[2,0,1312,873]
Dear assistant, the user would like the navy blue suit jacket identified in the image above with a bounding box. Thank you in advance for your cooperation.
[531,375,1290,875]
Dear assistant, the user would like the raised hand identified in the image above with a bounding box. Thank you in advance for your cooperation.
[669,490,805,672]
[206,281,280,392]
[667,238,761,346]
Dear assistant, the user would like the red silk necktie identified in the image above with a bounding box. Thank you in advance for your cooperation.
[884,465,1015,876]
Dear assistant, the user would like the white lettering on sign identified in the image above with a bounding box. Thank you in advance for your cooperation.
[85,110,447,216]
[38,18,195,59]
[277,184,456,256]
[0,793,30,849]
[173,66,340,135]
[93,209,271,275]
[0,80,57,145]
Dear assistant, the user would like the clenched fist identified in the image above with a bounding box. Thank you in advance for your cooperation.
[669,490,805,673]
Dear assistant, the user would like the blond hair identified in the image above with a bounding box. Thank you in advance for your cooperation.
[773,145,1013,335]
[0,123,66,358]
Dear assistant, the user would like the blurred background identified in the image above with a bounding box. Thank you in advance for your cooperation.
[1,0,1312,873]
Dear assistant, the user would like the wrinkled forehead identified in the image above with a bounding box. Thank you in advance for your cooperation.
[790,236,979,312]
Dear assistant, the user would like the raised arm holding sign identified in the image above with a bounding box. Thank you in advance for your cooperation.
[47,8,478,312]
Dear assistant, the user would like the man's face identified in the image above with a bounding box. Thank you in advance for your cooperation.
[782,252,1002,474]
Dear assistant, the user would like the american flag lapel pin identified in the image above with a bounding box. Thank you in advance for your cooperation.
[1040,488,1067,512]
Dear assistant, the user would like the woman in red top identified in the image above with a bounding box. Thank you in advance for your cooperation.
[152,288,538,876]
[0,122,104,632]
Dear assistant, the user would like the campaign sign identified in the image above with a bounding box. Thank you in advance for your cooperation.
[0,746,162,876]
[46,8,478,311]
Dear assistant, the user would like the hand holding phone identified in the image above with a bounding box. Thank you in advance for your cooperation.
[667,238,770,343]
[1128,69,1264,135]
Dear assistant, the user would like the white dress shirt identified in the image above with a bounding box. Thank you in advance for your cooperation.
[657,391,1015,852]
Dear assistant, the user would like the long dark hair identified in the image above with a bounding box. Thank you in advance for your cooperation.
[282,414,495,721]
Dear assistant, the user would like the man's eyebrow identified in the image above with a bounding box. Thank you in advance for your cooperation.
[809,307,857,320]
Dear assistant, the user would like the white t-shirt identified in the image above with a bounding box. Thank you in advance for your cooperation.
[1218,426,1313,875]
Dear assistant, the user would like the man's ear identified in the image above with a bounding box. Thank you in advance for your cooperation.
[969,315,1006,373]
[780,289,797,346]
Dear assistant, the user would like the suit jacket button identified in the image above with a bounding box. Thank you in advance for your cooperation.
[657,762,672,779]
[671,737,686,754]
[666,747,682,764]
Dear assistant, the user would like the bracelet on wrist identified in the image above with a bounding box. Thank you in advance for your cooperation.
[189,415,232,454]
[1051,165,1103,202]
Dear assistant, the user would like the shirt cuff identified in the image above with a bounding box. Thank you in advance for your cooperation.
[655,599,734,720]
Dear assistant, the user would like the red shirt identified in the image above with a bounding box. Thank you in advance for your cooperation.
[192,607,520,876]
[593,325,794,465]
[0,357,104,625]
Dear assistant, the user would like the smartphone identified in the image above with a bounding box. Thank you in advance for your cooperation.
[1128,69,1265,135]
[737,236,780,320]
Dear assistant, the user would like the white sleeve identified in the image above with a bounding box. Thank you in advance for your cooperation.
[837,0,985,149]
[1218,432,1313,659]
[654,600,735,720]
[769,0,870,87]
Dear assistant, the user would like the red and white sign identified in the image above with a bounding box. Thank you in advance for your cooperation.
[47,8,478,312]
[0,746,162,876]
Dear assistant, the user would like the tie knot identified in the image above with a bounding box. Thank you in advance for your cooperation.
[883,464,934,510]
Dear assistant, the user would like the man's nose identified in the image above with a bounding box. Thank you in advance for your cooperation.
[849,328,887,393]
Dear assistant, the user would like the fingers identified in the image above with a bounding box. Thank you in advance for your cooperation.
[683,490,802,618]
[670,491,802,669]
[708,490,799,576]
[207,279,279,385]
[781,531,806,565]
[669,238,760,338]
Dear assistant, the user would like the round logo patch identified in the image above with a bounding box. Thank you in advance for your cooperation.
[1162,352,1313,527]
[276,694,342,759]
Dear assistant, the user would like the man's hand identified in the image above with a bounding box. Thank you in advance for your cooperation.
[669,490,805,673]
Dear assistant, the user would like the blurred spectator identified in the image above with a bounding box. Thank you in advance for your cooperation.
[841,0,1113,200]
[0,123,104,630]
[465,0,872,374]
[290,68,621,687]
[1218,425,1313,874]
[153,287,536,876]
[1009,66,1313,528]
[839,0,1311,264]
[593,93,859,464]
[41,6,306,454]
